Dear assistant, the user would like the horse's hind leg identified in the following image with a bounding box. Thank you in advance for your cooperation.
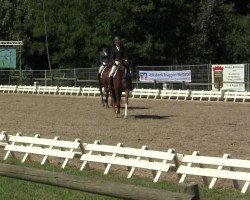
[115,90,121,117]
[124,89,129,119]
[98,79,105,106]
[104,87,109,108]
[100,89,106,106]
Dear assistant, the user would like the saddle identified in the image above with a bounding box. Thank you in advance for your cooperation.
[100,61,113,78]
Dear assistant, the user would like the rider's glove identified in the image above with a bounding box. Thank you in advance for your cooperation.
[115,61,120,66]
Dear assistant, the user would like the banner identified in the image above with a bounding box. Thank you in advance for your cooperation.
[212,64,245,91]
[0,49,16,69]
[139,70,191,82]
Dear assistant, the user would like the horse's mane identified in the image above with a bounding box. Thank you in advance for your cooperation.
[106,60,114,68]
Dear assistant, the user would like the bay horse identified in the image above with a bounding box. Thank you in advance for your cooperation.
[98,62,112,107]
[110,59,132,118]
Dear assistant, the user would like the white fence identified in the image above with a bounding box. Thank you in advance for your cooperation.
[1,84,250,102]
[177,151,250,193]
[1,130,250,193]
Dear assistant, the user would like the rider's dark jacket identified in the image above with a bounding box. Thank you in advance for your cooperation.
[110,46,127,62]
[99,51,109,64]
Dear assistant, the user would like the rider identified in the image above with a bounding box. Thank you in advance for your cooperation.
[98,44,110,81]
[108,36,127,89]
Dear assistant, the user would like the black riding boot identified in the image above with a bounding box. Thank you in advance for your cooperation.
[108,76,113,90]
[98,73,101,83]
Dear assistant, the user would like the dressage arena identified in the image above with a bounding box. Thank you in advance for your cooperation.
[1,93,250,160]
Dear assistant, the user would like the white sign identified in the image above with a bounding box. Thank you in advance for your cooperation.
[212,64,245,91]
[139,70,191,82]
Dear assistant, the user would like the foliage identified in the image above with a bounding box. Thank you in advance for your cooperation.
[0,0,249,69]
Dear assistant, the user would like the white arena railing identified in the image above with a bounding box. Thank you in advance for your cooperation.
[0,84,250,102]
[1,130,250,193]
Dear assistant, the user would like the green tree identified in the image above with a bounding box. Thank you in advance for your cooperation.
[191,0,232,63]
[1,0,249,69]
[225,14,250,63]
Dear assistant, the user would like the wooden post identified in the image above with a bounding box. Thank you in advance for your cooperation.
[178,182,200,200]
[0,163,194,200]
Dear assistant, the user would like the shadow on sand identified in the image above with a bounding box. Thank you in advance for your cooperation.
[131,114,176,120]
[120,106,151,110]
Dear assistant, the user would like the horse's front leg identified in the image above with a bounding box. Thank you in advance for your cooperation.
[110,89,117,116]
[99,87,105,106]
[104,87,109,108]
[124,89,129,119]
[114,89,121,118]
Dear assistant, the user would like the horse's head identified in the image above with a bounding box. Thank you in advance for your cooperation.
[119,59,130,75]
[120,59,132,90]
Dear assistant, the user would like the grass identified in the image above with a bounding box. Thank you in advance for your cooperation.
[1,159,250,200]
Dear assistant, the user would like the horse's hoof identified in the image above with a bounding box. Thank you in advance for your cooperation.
[115,114,118,118]
[124,115,128,119]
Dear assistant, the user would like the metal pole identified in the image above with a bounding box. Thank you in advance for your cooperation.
[45,70,47,86]
[42,0,52,82]
[248,63,250,92]
[208,63,211,91]
[74,68,76,86]
[19,46,22,84]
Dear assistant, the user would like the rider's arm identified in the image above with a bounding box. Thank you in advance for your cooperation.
[99,52,103,64]
[110,48,116,61]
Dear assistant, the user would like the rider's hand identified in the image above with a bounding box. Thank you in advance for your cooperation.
[115,61,120,66]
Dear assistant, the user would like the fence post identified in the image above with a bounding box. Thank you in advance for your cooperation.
[8,72,11,85]
[208,63,211,91]
[45,70,47,86]
[74,68,77,86]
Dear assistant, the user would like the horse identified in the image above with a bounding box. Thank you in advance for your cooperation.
[110,59,132,118]
[98,62,113,108]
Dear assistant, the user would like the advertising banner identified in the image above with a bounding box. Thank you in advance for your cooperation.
[139,70,191,82]
[0,49,16,69]
[212,64,245,91]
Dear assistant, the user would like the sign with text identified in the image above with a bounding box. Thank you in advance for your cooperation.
[0,49,16,69]
[212,64,245,91]
[139,70,191,82]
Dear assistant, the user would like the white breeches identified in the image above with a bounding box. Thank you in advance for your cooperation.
[109,65,118,77]
[98,65,105,74]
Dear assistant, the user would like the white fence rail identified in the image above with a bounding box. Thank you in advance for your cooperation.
[0,85,17,93]
[190,90,222,101]
[177,151,250,193]
[80,140,180,182]
[160,89,190,100]
[37,86,58,95]
[1,85,250,102]
[224,91,250,102]
[1,131,250,193]
[132,88,160,99]
[2,132,84,168]
[58,86,81,96]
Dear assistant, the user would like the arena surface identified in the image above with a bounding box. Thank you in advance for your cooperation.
[1,93,250,160]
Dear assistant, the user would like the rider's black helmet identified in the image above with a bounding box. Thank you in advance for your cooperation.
[114,36,120,42]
